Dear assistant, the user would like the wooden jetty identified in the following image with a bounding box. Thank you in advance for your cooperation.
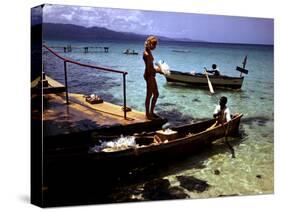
[34,45,166,149]
[32,76,167,147]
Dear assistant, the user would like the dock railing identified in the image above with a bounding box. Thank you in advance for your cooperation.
[43,44,128,119]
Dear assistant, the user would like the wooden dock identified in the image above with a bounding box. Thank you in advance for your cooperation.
[41,92,167,137]
[32,76,167,147]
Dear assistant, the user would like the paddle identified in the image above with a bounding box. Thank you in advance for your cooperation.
[204,67,215,94]
[204,67,235,158]
[223,119,236,158]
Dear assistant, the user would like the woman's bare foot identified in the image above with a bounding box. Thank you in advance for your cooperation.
[151,112,160,119]
[146,113,154,120]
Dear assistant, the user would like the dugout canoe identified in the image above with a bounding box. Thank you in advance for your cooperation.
[83,113,243,163]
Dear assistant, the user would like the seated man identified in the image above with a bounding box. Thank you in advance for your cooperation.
[206,64,221,76]
[207,96,231,130]
[213,96,231,124]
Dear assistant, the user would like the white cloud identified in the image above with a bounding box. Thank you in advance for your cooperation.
[61,13,73,21]
[42,4,154,34]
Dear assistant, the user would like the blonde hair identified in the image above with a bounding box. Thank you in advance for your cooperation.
[145,35,158,49]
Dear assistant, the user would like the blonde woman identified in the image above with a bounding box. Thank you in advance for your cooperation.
[143,36,163,120]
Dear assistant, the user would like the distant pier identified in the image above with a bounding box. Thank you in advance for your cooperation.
[49,45,109,53]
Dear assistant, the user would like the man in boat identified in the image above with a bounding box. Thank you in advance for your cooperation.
[207,96,231,130]
[213,96,231,124]
[206,64,221,76]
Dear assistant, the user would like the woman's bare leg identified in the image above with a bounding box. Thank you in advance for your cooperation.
[150,78,159,116]
[145,79,153,119]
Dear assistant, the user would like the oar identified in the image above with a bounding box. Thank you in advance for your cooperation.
[204,67,215,94]
[223,122,236,158]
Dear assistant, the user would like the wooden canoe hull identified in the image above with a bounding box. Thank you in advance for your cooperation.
[165,70,244,89]
[87,114,242,162]
[46,114,242,165]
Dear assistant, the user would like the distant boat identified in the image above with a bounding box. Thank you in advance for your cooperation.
[165,70,244,89]
[172,49,190,53]
[165,56,249,90]
[123,49,138,55]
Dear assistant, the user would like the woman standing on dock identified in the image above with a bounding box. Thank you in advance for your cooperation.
[143,36,163,120]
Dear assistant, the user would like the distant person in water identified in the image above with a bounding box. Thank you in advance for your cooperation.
[206,64,221,76]
[143,35,163,120]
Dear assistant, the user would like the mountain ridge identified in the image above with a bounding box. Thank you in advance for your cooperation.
[42,23,196,42]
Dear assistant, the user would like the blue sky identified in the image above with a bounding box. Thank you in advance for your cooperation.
[42,4,273,45]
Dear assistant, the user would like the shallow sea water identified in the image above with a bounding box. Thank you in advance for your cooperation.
[43,39,274,200]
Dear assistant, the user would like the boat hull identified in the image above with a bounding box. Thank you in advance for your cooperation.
[46,114,243,165]
[165,70,244,89]
[91,114,242,162]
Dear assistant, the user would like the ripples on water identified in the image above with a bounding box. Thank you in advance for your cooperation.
[43,40,273,201]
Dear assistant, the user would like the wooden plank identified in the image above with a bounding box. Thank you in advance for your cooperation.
[44,76,66,94]
[31,76,41,88]
[45,76,65,88]
[69,93,145,121]
[34,76,166,137]
[39,92,166,137]
[31,75,66,94]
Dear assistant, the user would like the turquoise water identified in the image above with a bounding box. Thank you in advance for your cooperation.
[43,39,274,199]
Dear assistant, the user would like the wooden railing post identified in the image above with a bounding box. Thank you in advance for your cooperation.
[123,73,127,119]
[64,61,69,104]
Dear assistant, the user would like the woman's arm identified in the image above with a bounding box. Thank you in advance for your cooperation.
[155,65,164,74]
